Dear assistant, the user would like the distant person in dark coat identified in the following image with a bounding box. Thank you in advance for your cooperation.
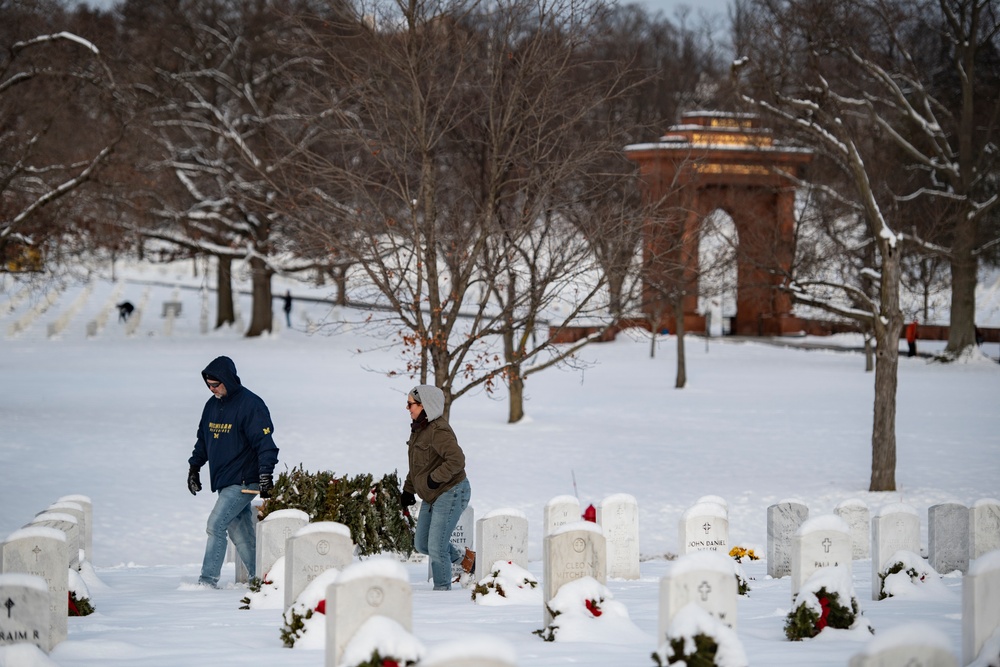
[117,301,134,323]
[187,356,280,588]
[905,319,918,357]
[282,290,292,328]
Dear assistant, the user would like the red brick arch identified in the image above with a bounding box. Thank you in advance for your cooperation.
[626,112,812,336]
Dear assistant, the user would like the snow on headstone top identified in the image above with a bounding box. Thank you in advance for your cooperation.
[0,572,49,592]
[57,494,92,504]
[546,495,579,507]
[797,514,851,536]
[665,603,748,667]
[683,501,728,520]
[856,622,951,656]
[3,526,66,543]
[835,498,867,510]
[293,521,351,539]
[482,508,527,520]
[421,635,518,666]
[337,557,408,583]
[47,501,84,513]
[601,493,638,506]
[339,615,424,667]
[876,503,919,517]
[668,551,735,577]
[262,508,309,523]
[697,495,728,509]
[973,497,1000,508]
[32,512,78,525]
[551,520,603,537]
[969,548,1000,575]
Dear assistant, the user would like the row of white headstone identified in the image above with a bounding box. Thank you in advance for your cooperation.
[0,494,93,653]
[246,492,997,666]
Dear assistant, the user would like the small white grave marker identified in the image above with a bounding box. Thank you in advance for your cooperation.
[542,521,606,626]
[284,521,354,609]
[474,509,528,581]
[834,498,870,560]
[791,515,852,599]
[544,495,581,536]
[0,527,68,646]
[767,500,808,578]
[679,501,728,555]
[324,559,411,667]
[658,551,739,637]
[0,573,51,652]
[871,503,921,601]
[255,508,309,582]
[597,493,640,580]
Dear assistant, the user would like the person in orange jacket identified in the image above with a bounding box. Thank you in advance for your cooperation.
[905,319,918,357]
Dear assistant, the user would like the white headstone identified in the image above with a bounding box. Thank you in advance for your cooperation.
[679,501,729,555]
[849,623,957,667]
[871,504,921,601]
[56,495,92,564]
[324,559,411,667]
[834,498,870,560]
[0,527,68,646]
[969,498,1000,559]
[284,521,354,609]
[962,549,1000,666]
[544,495,581,536]
[597,493,640,580]
[542,521,606,626]
[791,515,852,599]
[474,510,528,581]
[43,502,87,563]
[0,573,51,652]
[658,551,739,639]
[928,503,969,575]
[767,500,808,578]
[29,514,79,572]
[255,508,309,582]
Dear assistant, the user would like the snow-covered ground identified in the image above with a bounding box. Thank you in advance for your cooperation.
[1,259,998,666]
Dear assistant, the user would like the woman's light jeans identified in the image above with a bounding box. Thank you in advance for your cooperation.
[198,483,257,587]
[414,478,471,590]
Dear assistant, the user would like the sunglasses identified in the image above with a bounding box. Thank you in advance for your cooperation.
[406,401,420,408]
[206,380,222,389]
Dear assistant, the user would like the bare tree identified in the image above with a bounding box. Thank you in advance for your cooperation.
[732,0,941,491]
[1,0,123,273]
[119,0,332,335]
[285,0,645,419]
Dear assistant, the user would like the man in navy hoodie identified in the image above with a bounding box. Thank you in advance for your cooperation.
[187,356,279,588]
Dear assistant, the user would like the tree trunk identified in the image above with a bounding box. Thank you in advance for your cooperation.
[869,245,902,492]
[215,255,235,329]
[674,295,686,389]
[245,256,273,337]
[864,334,874,373]
[945,234,977,355]
[508,366,525,424]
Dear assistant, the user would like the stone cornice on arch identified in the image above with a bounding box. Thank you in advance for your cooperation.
[625,112,813,336]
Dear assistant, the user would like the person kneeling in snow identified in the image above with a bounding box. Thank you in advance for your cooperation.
[399,385,474,590]
[187,356,280,588]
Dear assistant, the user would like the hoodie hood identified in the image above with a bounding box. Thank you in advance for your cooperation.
[410,384,445,421]
[202,356,242,394]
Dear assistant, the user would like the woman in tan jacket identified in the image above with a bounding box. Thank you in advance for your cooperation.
[399,385,474,590]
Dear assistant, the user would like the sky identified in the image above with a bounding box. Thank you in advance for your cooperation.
[0,258,998,666]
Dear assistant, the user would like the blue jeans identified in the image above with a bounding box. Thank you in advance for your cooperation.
[414,478,471,590]
[199,483,257,586]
